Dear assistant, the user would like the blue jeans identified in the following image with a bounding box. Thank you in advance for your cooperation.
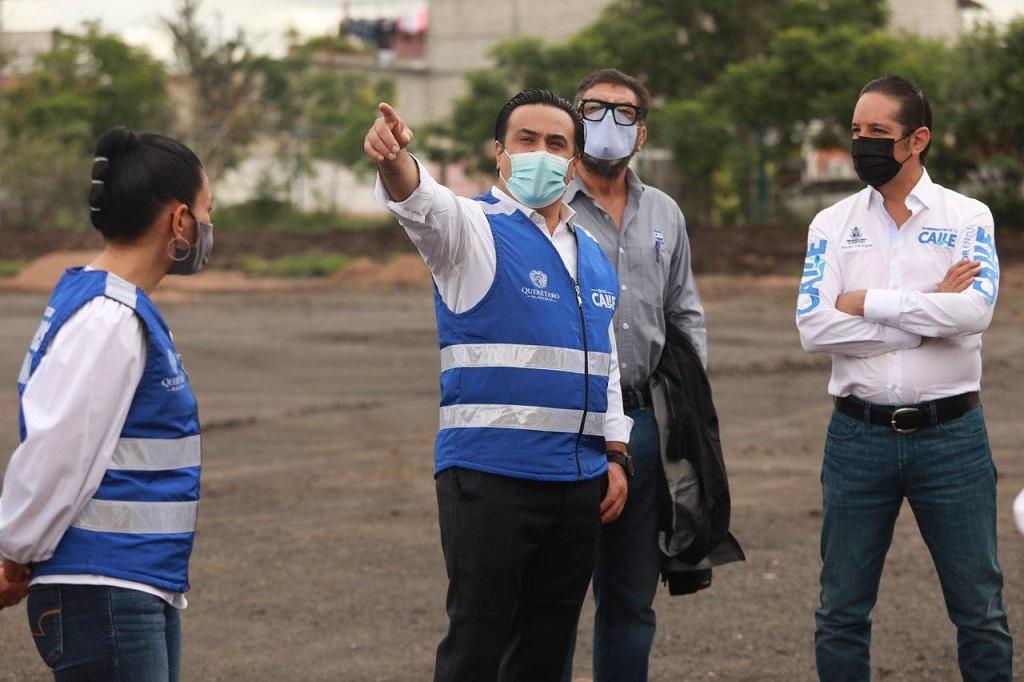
[27,584,181,681]
[564,407,663,682]
[816,406,1012,682]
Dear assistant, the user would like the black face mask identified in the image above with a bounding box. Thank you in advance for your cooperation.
[851,135,911,189]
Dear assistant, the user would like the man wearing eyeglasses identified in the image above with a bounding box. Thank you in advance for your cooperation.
[563,68,707,682]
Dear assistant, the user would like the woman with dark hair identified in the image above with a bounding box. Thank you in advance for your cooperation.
[0,126,213,680]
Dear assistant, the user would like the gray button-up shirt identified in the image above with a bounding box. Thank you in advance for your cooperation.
[566,168,707,390]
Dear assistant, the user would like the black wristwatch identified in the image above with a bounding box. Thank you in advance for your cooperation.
[607,451,634,478]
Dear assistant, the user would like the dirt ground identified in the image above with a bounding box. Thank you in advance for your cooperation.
[1,268,1024,681]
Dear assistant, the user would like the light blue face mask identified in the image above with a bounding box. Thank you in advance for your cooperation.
[584,115,638,161]
[501,149,571,209]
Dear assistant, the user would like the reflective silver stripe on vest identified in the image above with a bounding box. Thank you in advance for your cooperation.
[440,344,612,377]
[104,273,137,309]
[72,500,198,535]
[17,352,32,385]
[110,435,202,471]
[29,320,51,352]
[439,404,604,437]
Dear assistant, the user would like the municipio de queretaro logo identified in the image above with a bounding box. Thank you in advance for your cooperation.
[523,269,559,302]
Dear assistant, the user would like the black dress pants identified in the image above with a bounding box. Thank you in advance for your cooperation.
[434,466,607,682]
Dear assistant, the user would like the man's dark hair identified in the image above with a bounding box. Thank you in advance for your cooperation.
[494,89,586,156]
[575,68,651,121]
[859,74,932,163]
[89,126,204,242]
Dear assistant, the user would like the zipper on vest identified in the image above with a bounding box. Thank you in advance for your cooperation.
[535,222,590,480]
[573,277,589,480]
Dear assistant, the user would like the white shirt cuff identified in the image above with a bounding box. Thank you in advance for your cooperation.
[863,288,901,325]
[373,156,436,224]
[603,413,634,445]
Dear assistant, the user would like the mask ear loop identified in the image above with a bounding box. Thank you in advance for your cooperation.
[498,148,513,186]
[894,131,916,167]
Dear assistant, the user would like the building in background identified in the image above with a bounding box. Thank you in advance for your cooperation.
[218,0,619,212]
[323,0,615,125]
[418,0,615,123]
[5,0,1018,216]
[0,30,51,86]
[784,0,993,218]
[253,0,1006,217]
[889,0,985,42]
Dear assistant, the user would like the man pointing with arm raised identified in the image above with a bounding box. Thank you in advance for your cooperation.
[365,92,633,682]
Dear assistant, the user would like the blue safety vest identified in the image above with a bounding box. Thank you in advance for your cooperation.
[18,269,201,593]
[433,193,619,481]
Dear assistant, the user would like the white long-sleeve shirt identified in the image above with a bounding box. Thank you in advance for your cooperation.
[0,281,186,608]
[796,169,999,404]
[375,159,633,443]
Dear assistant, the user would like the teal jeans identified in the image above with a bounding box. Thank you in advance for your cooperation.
[815,406,1011,681]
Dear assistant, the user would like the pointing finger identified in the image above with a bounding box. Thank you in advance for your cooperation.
[379,102,400,124]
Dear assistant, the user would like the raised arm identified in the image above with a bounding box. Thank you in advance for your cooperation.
[365,102,418,201]
[365,102,496,312]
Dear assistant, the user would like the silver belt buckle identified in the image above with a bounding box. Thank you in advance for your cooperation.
[891,407,920,434]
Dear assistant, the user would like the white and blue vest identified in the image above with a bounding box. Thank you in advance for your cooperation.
[434,193,620,481]
[17,269,201,593]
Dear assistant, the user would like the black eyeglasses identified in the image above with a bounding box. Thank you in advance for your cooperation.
[578,99,645,126]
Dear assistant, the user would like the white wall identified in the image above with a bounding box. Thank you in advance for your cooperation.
[888,0,963,42]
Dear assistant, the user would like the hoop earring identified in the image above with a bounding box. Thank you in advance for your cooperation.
[168,236,193,262]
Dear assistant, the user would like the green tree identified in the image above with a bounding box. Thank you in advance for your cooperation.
[165,0,272,180]
[779,0,887,34]
[2,24,169,141]
[302,71,394,173]
[381,0,1022,226]
[0,24,169,230]
[652,97,731,226]
[235,30,396,211]
[432,0,898,225]
[448,70,513,175]
[941,19,1024,225]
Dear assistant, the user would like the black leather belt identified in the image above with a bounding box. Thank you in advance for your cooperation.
[622,384,653,411]
[834,391,980,434]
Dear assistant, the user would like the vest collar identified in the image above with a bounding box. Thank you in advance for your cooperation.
[489,186,578,236]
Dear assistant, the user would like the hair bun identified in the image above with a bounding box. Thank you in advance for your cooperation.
[94,126,138,162]
[89,127,137,229]
[86,127,204,242]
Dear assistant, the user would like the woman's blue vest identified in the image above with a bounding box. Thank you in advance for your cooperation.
[17,269,201,593]
[433,193,619,481]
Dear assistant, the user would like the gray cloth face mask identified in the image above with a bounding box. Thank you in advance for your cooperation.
[169,213,214,276]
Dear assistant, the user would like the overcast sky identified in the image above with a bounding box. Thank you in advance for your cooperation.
[0,0,424,61]
[1,0,1021,64]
